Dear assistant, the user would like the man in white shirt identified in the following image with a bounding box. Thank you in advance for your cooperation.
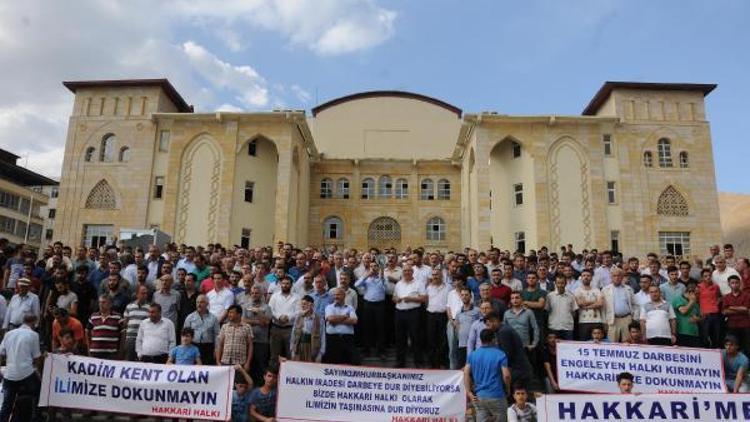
[446,277,469,369]
[501,262,523,292]
[0,313,41,421]
[207,272,235,323]
[592,251,615,289]
[713,256,740,296]
[268,276,299,364]
[639,286,677,346]
[573,269,603,341]
[393,265,427,367]
[634,275,653,309]
[426,268,450,368]
[136,303,176,363]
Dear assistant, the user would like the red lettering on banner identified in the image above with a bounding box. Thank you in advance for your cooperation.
[151,406,192,416]
[391,417,459,422]
[193,409,220,417]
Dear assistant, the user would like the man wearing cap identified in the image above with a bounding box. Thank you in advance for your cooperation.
[3,278,40,331]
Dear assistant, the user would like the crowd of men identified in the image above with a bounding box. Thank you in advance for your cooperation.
[0,239,748,421]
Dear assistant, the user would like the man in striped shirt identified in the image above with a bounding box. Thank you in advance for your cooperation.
[87,295,124,360]
[123,285,150,361]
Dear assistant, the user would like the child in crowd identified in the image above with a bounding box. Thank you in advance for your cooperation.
[249,366,279,422]
[507,382,538,422]
[54,329,79,354]
[231,365,254,422]
[590,325,610,344]
[167,327,202,365]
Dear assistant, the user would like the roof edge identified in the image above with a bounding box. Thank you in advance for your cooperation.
[63,78,193,113]
[312,90,462,117]
[582,81,717,116]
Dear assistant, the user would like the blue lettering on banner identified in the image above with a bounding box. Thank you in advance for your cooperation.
[715,402,736,419]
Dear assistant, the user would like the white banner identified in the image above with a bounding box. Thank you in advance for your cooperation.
[537,394,750,422]
[39,354,234,421]
[556,341,726,393]
[277,361,466,422]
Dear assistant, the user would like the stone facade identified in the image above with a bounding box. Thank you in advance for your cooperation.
[54,80,722,257]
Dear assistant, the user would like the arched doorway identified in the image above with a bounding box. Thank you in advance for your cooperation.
[368,217,401,250]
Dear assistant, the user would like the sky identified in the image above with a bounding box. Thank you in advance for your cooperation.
[0,0,748,193]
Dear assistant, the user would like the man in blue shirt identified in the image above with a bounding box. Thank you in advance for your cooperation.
[311,274,333,317]
[323,288,358,364]
[465,328,511,422]
[355,261,386,358]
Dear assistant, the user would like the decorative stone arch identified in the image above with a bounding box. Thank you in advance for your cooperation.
[656,185,690,216]
[489,135,528,159]
[176,133,224,244]
[546,136,592,248]
[236,133,278,156]
[78,120,117,156]
[84,179,118,209]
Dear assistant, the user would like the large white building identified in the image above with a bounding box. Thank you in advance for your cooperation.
[54,79,722,257]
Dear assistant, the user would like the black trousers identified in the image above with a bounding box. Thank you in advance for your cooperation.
[363,300,386,354]
[395,308,422,367]
[197,342,216,365]
[426,311,448,368]
[324,334,356,364]
[647,337,672,346]
[0,373,40,422]
[677,334,703,348]
[251,341,270,387]
[140,354,169,364]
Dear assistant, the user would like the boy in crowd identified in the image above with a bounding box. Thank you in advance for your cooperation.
[231,365,254,422]
[590,325,609,343]
[249,366,278,422]
[167,327,201,365]
[617,372,635,394]
[507,382,537,422]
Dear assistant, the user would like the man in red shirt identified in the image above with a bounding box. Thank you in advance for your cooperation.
[51,308,86,353]
[697,268,723,348]
[722,275,750,355]
[489,268,511,305]
[736,258,750,293]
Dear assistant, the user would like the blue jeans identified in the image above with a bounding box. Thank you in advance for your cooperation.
[474,397,508,422]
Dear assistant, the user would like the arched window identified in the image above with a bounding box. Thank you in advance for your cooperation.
[657,138,673,168]
[657,185,688,216]
[336,178,349,199]
[323,216,343,240]
[118,146,131,162]
[100,134,116,162]
[395,178,408,199]
[247,139,257,156]
[378,175,392,198]
[426,217,446,241]
[361,178,375,199]
[679,151,689,168]
[420,178,434,200]
[85,147,95,162]
[437,179,451,200]
[643,151,653,168]
[320,178,333,198]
